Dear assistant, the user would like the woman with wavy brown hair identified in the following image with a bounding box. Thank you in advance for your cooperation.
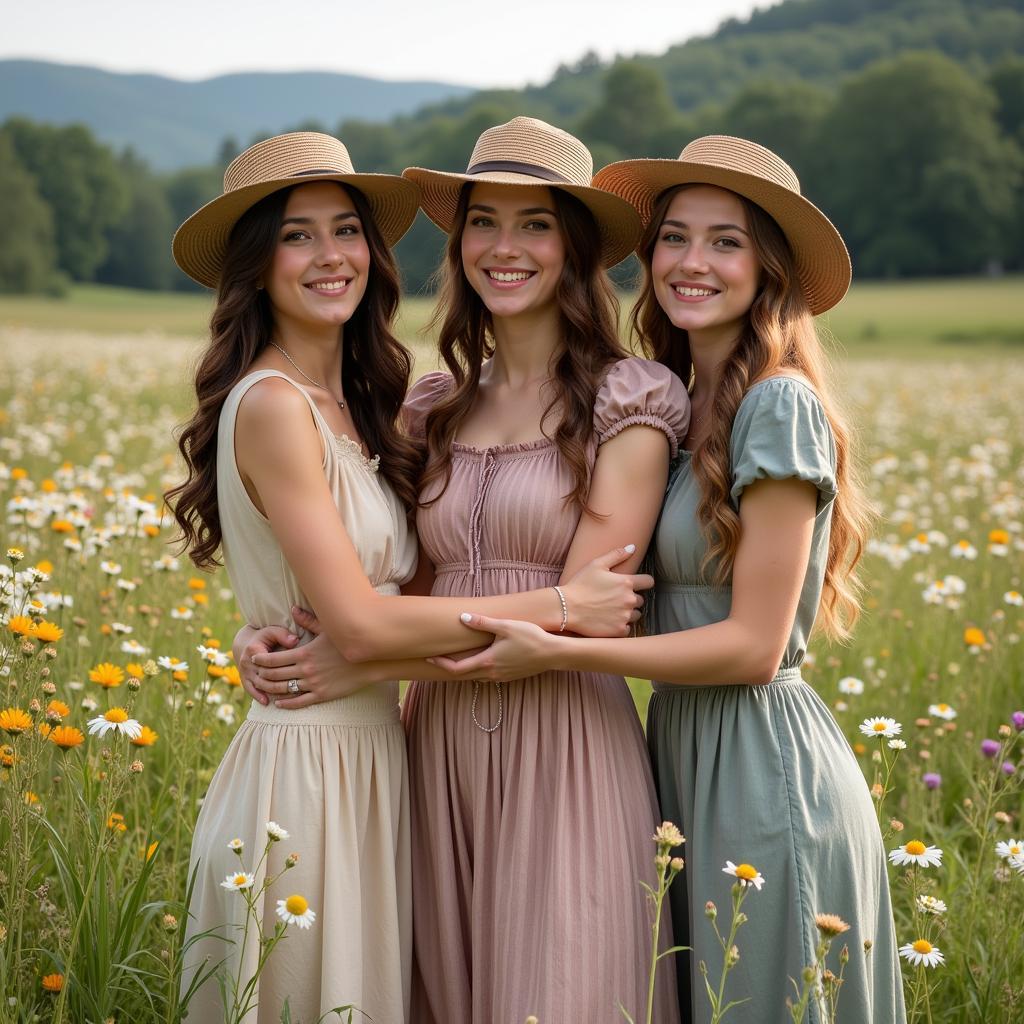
[436,137,905,1023]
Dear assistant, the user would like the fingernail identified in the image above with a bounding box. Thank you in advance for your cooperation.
[288,634,297,643]
[460,612,473,624]
[625,543,636,554]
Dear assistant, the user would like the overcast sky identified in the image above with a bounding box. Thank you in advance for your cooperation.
[4,0,765,87]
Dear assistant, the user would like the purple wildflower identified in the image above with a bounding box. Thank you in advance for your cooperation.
[981,739,1001,758]
[922,772,942,790]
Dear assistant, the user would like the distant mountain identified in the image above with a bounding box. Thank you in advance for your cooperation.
[0,60,474,169]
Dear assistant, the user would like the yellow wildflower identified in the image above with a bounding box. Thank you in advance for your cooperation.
[89,663,125,689]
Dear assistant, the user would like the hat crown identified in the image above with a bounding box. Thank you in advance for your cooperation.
[466,116,594,187]
[677,135,801,196]
[223,132,357,194]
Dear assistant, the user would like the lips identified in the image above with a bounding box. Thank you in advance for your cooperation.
[485,269,536,284]
[304,276,352,293]
[671,284,719,298]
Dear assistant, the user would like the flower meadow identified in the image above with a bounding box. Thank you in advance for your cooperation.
[1,328,1022,1022]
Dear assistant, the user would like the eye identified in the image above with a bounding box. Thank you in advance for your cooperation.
[524,219,553,232]
[660,230,684,244]
[716,236,742,248]
[337,224,360,237]
[468,215,494,228]
[282,230,309,242]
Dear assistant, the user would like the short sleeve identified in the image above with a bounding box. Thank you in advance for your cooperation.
[402,371,453,439]
[730,378,837,506]
[592,357,690,458]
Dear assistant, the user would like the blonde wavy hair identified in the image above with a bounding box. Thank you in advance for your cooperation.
[631,185,872,640]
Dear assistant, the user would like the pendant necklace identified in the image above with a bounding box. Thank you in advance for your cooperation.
[269,342,344,409]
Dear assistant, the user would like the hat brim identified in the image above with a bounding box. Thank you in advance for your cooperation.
[172,173,421,289]
[402,167,642,268]
[592,159,851,315]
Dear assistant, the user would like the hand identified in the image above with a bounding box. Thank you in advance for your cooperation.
[562,545,653,637]
[234,622,299,706]
[428,613,564,682]
[247,606,376,708]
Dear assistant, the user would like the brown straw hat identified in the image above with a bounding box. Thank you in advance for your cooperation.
[592,135,851,314]
[173,131,420,289]
[403,116,641,267]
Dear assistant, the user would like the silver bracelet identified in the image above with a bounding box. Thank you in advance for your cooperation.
[552,585,568,633]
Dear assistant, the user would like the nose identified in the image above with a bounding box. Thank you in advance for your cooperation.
[491,226,520,259]
[679,241,710,275]
[314,231,346,267]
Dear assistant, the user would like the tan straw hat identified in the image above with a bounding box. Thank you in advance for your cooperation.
[403,116,641,267]
[592,135,851,314]
[173,131,420,288]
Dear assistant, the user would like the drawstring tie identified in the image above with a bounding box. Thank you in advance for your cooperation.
[468,451,503,733]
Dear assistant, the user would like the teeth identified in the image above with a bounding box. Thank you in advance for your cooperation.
[674,285,716,297]
[488,270,532,282]
[311,280,348,292]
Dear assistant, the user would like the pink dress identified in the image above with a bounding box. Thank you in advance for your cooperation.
[402,357,687,1024]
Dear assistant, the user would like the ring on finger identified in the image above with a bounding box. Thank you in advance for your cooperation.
[287,679,301,695]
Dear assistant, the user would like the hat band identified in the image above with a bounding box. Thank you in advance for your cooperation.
[291,168,347,177]
[465,160,571,184]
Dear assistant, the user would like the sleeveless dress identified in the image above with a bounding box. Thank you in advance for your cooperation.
[401,358,687,1024]
[647,377,905,1023]
[181,370,418,1024]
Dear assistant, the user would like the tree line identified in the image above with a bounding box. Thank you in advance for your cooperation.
[2,50,1023,296]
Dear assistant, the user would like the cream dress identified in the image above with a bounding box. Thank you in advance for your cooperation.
[181,370,417,1024]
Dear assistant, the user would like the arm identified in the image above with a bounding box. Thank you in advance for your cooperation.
[236,380,647,664]
[432,477,818,686]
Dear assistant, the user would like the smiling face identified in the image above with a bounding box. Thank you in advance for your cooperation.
[650,184,761,345]
[265,181,370,335]
[459,182,566,323]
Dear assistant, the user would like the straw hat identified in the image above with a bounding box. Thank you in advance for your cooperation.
[403,117,641,267]
[592,135,851,314]
[173,132,420,289]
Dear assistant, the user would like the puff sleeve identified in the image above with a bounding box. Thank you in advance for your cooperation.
[592,357,690,458]
[729,378,837,507]
[402,371,453,440]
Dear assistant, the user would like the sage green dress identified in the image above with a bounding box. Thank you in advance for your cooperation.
[647,377,905,1024]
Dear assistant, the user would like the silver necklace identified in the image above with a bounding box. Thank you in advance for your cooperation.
[269,342,345,409]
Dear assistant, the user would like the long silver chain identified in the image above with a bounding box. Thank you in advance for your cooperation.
[471,681,503,733]
[269,342,345,409]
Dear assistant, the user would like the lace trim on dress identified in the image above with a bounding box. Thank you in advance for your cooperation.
[334,434,380,473]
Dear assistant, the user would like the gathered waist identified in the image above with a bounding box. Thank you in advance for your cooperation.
[244,681,400,726]
[652,666,805,693]
[433,558,562,577]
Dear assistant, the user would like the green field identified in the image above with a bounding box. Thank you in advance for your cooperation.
[1,292,1022,1022]
[1,277,1021,356]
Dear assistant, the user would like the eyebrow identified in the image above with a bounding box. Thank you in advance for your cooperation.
[281,211,359,225]
[661,218,749,235]
[467,204,557,217]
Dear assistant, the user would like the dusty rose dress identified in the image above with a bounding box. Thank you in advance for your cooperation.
[401,358,687,1024]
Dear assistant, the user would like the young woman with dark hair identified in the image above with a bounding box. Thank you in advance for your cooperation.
[433,137,905,1023]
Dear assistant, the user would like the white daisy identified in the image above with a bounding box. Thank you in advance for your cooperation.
[928,703,957,720]
[889,840,943,868]
[266,821,290,842]
[899,939,945,968]
[888,739,907,750]
[1005,590,1024,607]
[120,639,150,656]
[1009,854,1024,875]
[99,560,122,576]
[859,717,902,739]
[276,894,316,929]
[950,540,977,560]
[157,656,187,672]
[170,606,194,621]
[838,676,865,695]
[995,839,1024,861]
[227,838,244,854]
[723,861,765,891]
[87,707,143,740]
[220,871,255,892]
[916,895,947,916]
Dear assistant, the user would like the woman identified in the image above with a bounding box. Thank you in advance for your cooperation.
[173,131,647,1023]
[434,136,906,1023]
[241,118,686,1023]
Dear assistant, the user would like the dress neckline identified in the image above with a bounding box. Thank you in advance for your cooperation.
[452,437,556,455]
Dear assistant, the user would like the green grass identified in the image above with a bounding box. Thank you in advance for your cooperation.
[2,277,1021,357]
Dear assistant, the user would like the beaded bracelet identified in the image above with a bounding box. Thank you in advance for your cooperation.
[552,585,568,633]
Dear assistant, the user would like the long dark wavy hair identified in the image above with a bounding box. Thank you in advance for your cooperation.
[166,183,421,570]
[632,184,872,639]
[420,185,626,514]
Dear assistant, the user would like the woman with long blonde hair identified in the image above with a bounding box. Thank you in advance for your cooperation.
[436,137,906,1023]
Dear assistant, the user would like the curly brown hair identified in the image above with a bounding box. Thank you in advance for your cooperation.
[165,183,421,570]
[419,185,626,514]
[631,185,872,639]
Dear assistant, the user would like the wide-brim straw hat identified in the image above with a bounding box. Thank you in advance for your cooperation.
[403,116,641,267]
[173,132,420,289]
[592,135,851,314]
